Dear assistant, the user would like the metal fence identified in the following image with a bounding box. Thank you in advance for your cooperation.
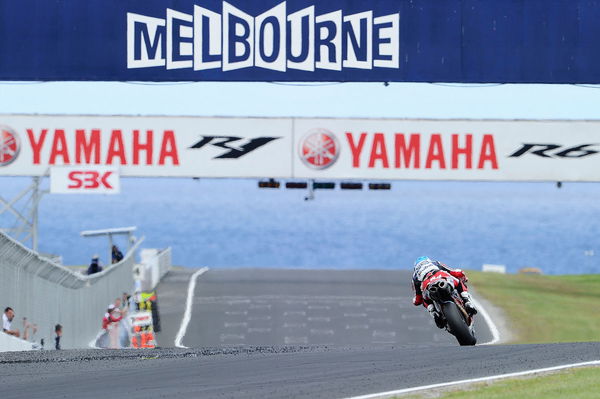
[0,231,142,349]
[157,247,172,283]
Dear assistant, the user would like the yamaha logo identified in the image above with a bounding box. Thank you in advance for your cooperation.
[299,128,340,170]
[0,126,19,166]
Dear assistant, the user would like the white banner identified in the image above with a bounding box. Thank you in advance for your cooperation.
[50,166,120,194]
[0,115,292,178]
[2,115,600,181]
[292,118,600,181]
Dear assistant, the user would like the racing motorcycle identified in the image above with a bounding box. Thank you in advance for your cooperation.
[422,270,477,346]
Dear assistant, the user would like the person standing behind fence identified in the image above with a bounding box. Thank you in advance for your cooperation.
[21,317,37,342]
[114,297,130,347]
[87,255,103,275]
[112,245,124,264]
[54,324,62,350]
[2,307,20,338]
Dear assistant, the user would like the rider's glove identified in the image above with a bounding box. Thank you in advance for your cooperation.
[450,269,468,283]
[413,294,424,306]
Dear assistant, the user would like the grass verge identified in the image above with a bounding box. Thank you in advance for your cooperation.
[402,366,600,399]
[468,271,600,344]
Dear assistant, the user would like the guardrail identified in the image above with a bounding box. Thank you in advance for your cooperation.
[0,231,143,350]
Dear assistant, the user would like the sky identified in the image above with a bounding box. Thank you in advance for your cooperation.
[0,81,600,119]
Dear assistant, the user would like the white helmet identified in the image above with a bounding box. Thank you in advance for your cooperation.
[414,256,438,281]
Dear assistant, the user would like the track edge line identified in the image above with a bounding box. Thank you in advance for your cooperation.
[471,296,501,345]
[174,267,209,348]
[342,359,600,399]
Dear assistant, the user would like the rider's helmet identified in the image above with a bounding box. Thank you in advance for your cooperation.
[413,256,438,281]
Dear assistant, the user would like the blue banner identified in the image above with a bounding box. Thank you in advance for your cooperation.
[1,0,600,83]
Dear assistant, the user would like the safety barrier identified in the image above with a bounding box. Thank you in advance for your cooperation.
[0,231,143,350]
[157,247,172,282]
[0,331,36,352]
[138,247,172,291]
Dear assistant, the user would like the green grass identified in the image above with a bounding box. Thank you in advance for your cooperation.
[399,273,600,399]
[403,366,600,399]
[468,271,600,344]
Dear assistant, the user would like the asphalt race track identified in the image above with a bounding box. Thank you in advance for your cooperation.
[156,268,494,348]
[1,268,598,399]
[2,343,600,399]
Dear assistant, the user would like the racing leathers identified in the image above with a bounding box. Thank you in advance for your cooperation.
[412,260,477,328]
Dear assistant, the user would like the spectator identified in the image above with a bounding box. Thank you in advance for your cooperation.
[2,307,20,338]
[121,293,131,311]
[21,317,37,342]
[128,292,137,312]
[54,324,62,350]
[115,297,131,347]
[113,298,123,319]
[87,255,103,275]
[112,245,124,264]
[102,304,123,349]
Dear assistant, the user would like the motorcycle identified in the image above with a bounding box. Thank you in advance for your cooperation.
[421,270,477,346]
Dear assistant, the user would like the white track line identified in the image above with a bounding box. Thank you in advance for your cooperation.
[471,296,500,345]
[344,360,600,399]
[175,267,209,348]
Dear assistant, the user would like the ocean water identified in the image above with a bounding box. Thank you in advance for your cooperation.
[1,177,599,275]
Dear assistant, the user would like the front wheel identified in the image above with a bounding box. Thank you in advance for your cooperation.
[442,302,477,346]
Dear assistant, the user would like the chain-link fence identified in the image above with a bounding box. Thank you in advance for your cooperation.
[0,231,142,349]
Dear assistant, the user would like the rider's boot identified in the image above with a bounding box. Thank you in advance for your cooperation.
[460,292,478,316]
[427,304,445,329]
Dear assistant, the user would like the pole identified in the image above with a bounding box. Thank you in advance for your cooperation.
[108,233,113,265]
[31,177,40,252]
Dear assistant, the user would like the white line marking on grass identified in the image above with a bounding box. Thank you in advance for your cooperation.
[471,296,500,345]
[174,267,209,348]
[344,360,600,399]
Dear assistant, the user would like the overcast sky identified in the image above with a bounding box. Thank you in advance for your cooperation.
[0,81,599,120]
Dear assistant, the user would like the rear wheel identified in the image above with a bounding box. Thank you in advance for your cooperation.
[442,302,476,346]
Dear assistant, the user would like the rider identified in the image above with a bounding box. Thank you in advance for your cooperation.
[411,256,477,328]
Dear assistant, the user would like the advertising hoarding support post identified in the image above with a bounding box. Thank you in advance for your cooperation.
[0,177,47,253]
[31,177,40,252]
[304,179,315,201]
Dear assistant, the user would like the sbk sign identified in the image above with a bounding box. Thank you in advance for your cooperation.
[67,171,115,189]
[50,167,120,195]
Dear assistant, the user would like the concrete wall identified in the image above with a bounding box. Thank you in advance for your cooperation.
[0,231,141,350]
